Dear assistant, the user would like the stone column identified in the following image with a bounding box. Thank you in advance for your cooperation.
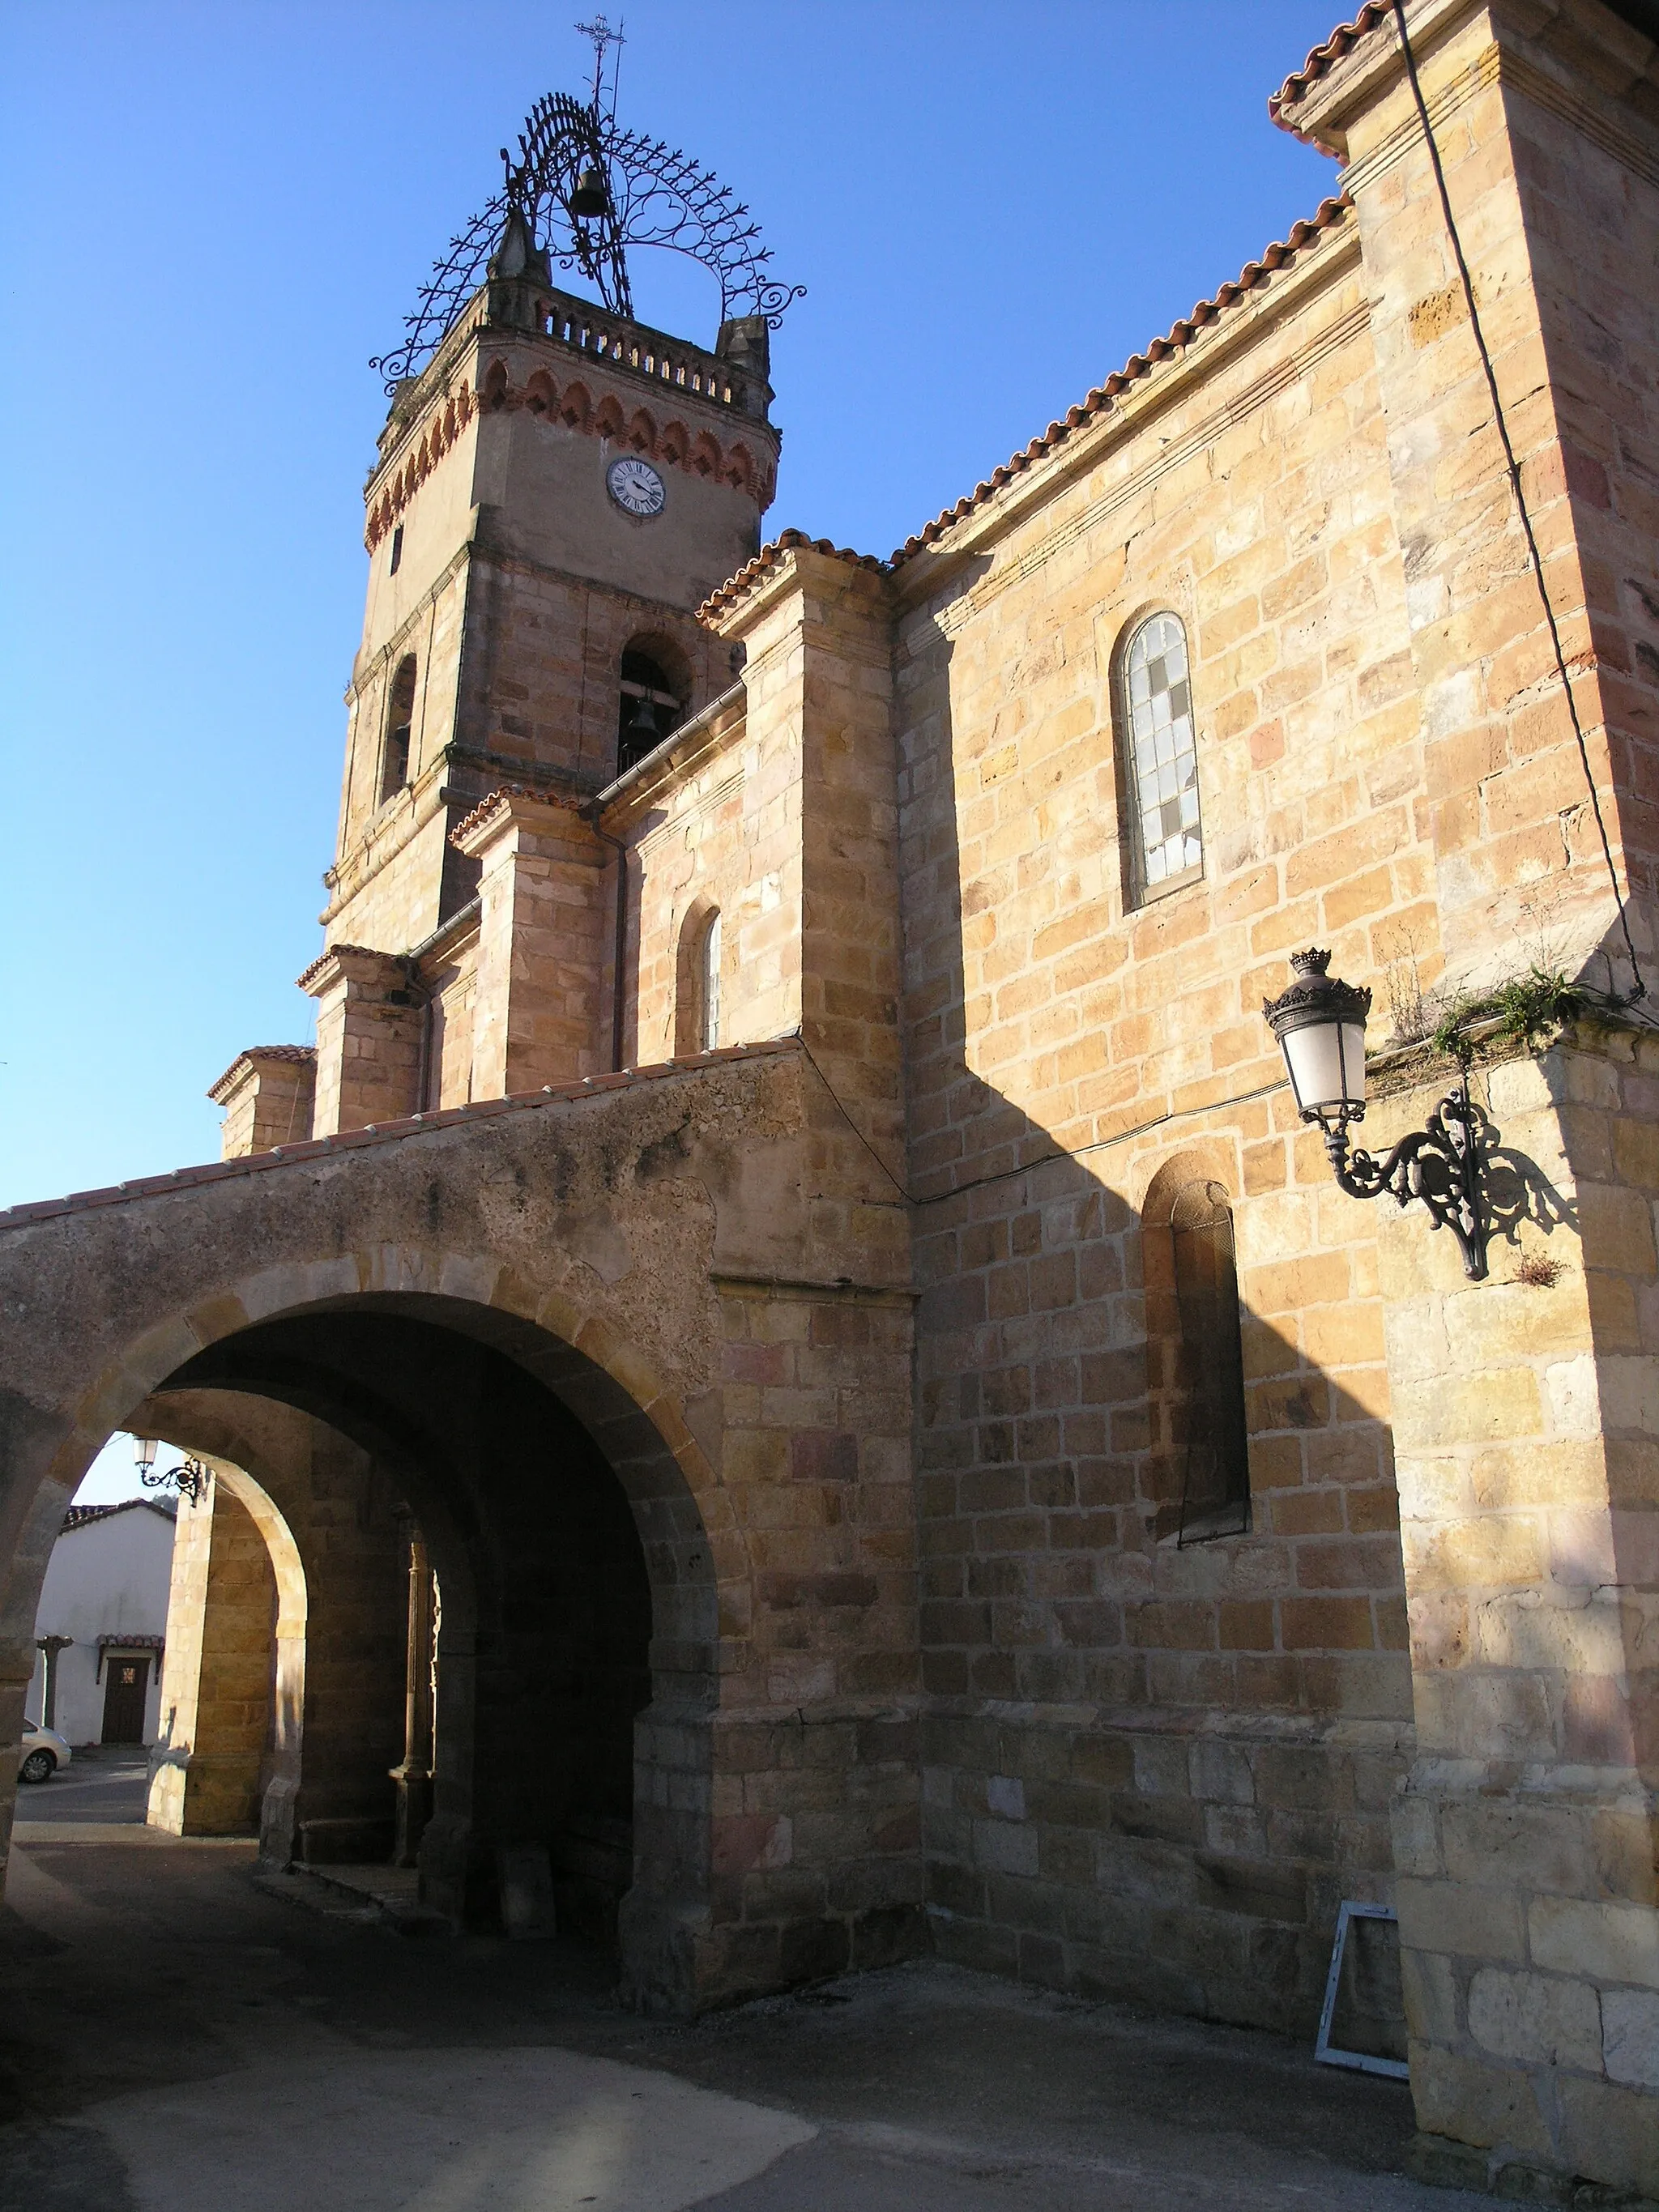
[1367,1038,1659,2199]
[300,944,423,1136]
[703,547,906,1190]
[451,789,607,1097]
[36,1634,70,1729]
[208,1046,317,1160]
[390,1528,435,1867]
[1279,8,1659,2194]
[148,1476,279,1837]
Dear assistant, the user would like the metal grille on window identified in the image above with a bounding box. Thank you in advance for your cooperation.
[1125,612,1201,896]
[1171,1179,1251,1544]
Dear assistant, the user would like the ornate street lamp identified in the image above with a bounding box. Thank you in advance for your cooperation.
[1263,948,1491,1281]
[134,1436,210,1505]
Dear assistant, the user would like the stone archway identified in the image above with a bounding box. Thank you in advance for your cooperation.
[145,1296,690,1959]
[0,1051,923,2013]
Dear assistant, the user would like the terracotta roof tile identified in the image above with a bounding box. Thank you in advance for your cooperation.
[697,528,887,625]
[294,942,386,994]
[1269,5,1394,130]
[888,195,1353,569]
[449,783,586,849]
[62,1499,176,1531]
[207,1043,316,1103]
[0,1038,803,1233]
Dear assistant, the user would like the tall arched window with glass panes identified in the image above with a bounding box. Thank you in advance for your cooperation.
[700,910,722,1050]
[1121,612,1201,902]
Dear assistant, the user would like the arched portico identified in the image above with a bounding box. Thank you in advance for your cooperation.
[0,1051,922,2012]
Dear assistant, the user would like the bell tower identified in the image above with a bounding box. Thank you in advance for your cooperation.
[245,45,801,1144]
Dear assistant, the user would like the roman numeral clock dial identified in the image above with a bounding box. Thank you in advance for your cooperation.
[606,457,666,518]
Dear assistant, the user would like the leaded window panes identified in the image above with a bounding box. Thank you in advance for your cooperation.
[701,911,722,1051]
[1124,612,1201,897]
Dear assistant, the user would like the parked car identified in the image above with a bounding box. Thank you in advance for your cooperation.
[19,1720,72,1784]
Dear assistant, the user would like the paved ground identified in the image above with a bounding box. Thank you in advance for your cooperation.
[0,1830,1486,2212]
[14,1748,150,1826]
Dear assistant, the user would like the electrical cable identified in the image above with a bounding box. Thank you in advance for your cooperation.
[1392,0,1645,999]
[793,1029,1290,1212]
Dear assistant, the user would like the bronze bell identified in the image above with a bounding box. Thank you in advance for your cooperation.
[626,694,659,739]
[569,165,610,218]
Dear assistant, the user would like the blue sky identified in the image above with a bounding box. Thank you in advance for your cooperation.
[2,2,1346,1498]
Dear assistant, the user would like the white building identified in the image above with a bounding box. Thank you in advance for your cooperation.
[28,1500,176,1746]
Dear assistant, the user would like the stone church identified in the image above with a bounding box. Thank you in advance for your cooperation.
[3,0,1658,2197]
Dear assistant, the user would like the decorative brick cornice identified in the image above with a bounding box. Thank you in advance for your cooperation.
[449,782,589,852]
[371,356,777,548]
[887,196,1354,569]
[0,1038,804,1233]
[207,1043,316,1105]
[365,381,476,551]
[696,529,889,627]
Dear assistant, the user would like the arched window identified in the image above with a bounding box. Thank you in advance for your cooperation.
[1121,612,1201,902]
[381,654,416,801]
[699,910,722,1051]
[616,637,688,776]
[1168,1179,1250,1543]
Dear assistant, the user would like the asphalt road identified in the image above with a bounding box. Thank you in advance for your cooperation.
[0,1830,1489,2212]
[13,1749,151,1826]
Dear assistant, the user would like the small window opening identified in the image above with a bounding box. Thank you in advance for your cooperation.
[389,522,404,576]
[617,650,684,774]
[381,654,416,801]
[700,911,722,1051]
[1123,612,1201,901]
[1171,1179,1250,1544]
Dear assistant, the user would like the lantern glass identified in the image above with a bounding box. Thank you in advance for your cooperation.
[133,1436,158,1473]
[1281,1018,1368,1123]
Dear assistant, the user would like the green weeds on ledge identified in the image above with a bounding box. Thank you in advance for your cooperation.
[1428,965,1596,1061]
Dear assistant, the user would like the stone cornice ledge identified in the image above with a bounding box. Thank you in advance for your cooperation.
[1274,0,1659,167]
[0,1039,805,1233]
[889,213,1363,620]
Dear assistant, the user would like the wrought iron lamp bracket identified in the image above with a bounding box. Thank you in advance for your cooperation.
[1320,1078,1491,1281]
[142,1455,211,1506]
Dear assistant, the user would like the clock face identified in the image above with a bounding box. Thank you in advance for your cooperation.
[606,457,666,518]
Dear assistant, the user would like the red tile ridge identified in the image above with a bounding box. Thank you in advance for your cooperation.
[889,194,1353,569]
[697,527,888,626]
[1268,4,1394,133]
[293,942,389,993]
[207,1042,316,1103]
[0,1038,804,1232]
[450,782,589,847]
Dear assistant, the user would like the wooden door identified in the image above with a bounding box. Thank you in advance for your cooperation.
[100,1656,151,1744]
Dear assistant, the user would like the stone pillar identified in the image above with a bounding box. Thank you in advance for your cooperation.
[148,1475,279,1836]
[1366,1037,1659,2200]
[300,944,423,1136]
[704,547,906,1189]
[36,1634,70,1729]
[390,1528,434,1867]
[1277,9,1659,2191]
[208,1046,317,1160]
[451,789,607,1097]
[1277,0,1657,997]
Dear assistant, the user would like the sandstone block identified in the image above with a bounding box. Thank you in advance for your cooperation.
[1466,1967,1601,2072]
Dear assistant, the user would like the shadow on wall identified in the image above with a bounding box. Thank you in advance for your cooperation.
[894,619,1579,2030]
